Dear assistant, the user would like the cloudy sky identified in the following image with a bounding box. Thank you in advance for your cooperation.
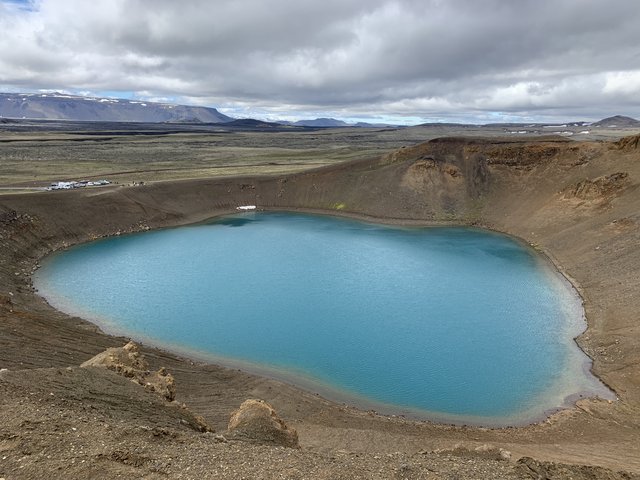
[1,0,640,124]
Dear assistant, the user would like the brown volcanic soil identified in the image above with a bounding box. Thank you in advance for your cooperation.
[1,135,640,478]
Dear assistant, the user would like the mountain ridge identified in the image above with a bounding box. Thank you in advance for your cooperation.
[591,115,640,127]
[0,92,232,123]
[1,92,639,128]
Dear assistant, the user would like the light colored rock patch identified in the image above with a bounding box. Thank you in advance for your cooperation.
[227,399,299,448]
[81,341,176,401]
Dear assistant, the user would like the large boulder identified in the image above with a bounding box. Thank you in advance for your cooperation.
[81,341,176,401]
[227,399,298,448]
[81,341,148,381]
[143,366,176,401]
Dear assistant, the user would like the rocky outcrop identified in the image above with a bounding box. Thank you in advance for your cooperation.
[81,341,176,401]
[81,341,147,378]
[615,134,640,151]
[401,158,462,190]
[564,172,629,202]
[143,366,176,402]
[227,399,298,448]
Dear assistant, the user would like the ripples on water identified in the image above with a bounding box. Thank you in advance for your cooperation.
[35,212,613,425]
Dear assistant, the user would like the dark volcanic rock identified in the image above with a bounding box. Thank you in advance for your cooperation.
[224,118,283,128]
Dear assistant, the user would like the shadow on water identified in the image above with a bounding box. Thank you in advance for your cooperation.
[212,215,259,227]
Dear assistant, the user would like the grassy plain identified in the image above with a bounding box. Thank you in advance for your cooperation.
[2,120,638,189]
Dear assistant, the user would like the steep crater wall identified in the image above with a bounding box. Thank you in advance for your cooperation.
[1,135,639,453]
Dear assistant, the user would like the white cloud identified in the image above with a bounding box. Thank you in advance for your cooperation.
[603,71,640,96]
[1,0,640,122]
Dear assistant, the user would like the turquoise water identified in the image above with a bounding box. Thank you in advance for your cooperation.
[35,212,613,425]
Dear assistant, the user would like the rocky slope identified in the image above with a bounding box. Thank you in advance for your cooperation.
[1,134,640,478]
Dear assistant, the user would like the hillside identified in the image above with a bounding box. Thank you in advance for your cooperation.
[294,117,349,127]
[592,115,640,127]
[0,92,232,123]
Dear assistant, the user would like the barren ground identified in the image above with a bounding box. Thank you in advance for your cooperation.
[1,125,640,479]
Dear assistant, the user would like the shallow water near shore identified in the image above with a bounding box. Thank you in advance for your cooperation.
[35,212,613,425]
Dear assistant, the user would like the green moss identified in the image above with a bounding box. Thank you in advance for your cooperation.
[333,202,347,210]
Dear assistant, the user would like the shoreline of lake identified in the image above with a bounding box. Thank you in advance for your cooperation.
[33,211,615,428]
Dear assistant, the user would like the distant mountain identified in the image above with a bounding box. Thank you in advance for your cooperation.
[293,118,349,127]
[353,122,398,128]
[592,115,640,127]
[0,92,232,123]
[278,118,396,128]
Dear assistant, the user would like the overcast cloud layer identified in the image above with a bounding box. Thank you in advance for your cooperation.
[1,0,640,123]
